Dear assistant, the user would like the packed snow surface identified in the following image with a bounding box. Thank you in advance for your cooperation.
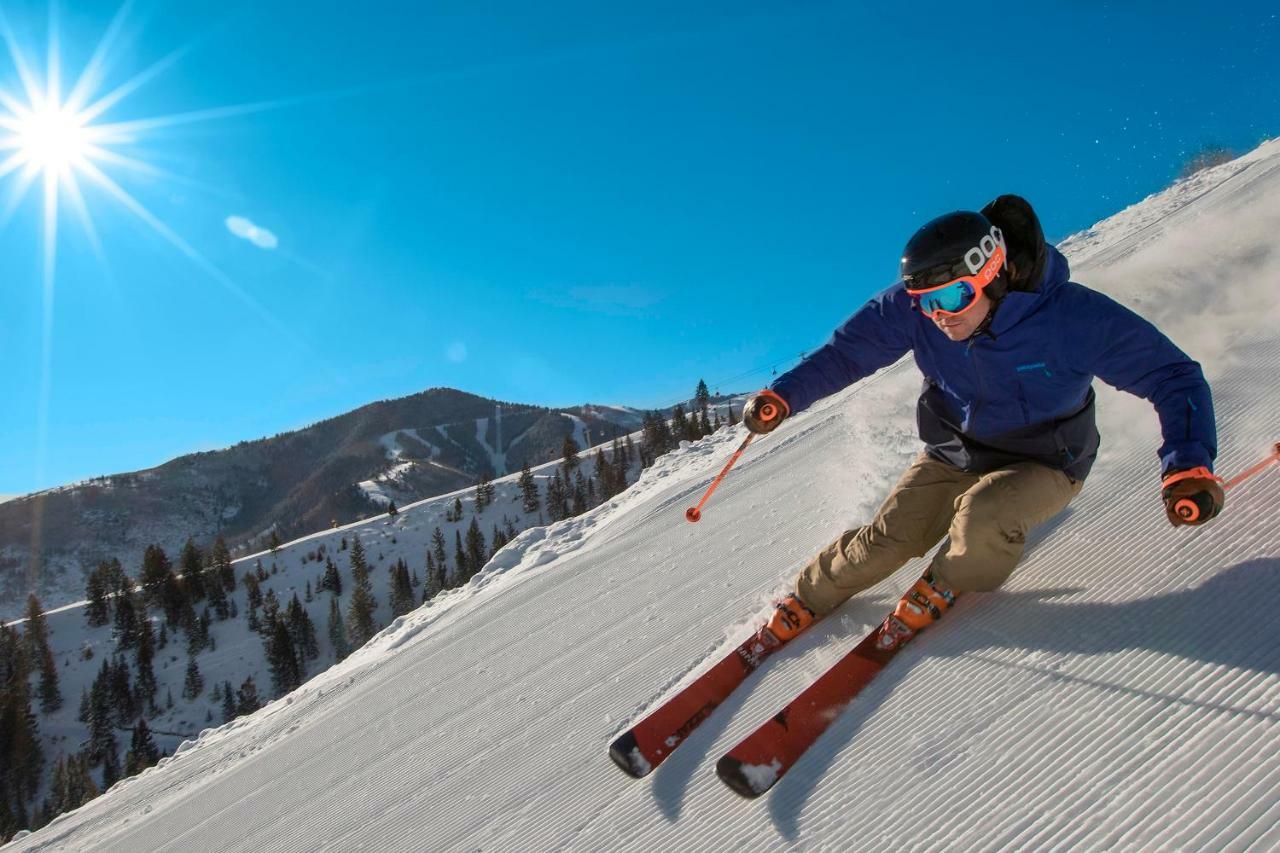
[11,140,1280,851]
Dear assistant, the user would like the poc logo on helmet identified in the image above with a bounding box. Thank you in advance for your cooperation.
[965,226,1005,276]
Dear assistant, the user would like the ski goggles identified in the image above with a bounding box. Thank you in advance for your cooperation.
[906,242,1006,319]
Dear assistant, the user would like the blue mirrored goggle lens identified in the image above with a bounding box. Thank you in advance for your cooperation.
[914,280,976,315]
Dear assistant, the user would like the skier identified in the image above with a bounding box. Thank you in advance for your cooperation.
[742,195,1222,643]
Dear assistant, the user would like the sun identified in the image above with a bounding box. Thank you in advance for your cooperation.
[14,103,89,173]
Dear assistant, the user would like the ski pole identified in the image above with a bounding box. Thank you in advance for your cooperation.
[1222,441,1280,491]
[1174,441,1280,522]
[685,433,755,523]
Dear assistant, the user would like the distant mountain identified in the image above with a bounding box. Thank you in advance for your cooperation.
[0,387,652,618]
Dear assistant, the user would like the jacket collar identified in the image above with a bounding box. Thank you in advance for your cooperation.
[989,245,1070,335]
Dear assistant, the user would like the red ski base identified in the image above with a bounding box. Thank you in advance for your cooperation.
[609,630,780,778]
[716,606,950,798]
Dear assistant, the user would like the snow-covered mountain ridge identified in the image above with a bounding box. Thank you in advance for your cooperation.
[0,388,651,620]
[10,139,1280,851]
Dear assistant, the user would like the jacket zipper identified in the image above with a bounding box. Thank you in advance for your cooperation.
[1015,382,1031,425]
[967,336,987,423]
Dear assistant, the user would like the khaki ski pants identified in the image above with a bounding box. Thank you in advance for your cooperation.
[795,453,1083,615]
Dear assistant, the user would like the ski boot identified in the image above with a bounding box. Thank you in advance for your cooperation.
[879,570,956,650]
[740,594,817,668]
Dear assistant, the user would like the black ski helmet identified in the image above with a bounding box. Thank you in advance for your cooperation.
[900,210,1011,301]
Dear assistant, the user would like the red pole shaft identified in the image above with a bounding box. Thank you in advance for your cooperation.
[685,433,755,523]
[1222,441,1280,491]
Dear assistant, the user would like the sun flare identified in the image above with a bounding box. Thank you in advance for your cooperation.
[14,104,89,173]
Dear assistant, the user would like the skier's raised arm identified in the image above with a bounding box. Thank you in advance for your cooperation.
[742,287,914,433]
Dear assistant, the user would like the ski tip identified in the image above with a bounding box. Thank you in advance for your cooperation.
[715,755,769,799]
[609,731,651,778]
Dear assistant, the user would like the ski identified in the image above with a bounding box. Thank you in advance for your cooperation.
[609,597,813,778]
[716,579,957,798]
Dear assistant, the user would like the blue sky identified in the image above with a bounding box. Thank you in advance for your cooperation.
[0,0,1276,496]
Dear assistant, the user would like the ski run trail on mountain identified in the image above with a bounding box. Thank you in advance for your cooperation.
[10,141,1280,852]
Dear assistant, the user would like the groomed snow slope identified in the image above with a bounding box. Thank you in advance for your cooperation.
[11,140,1280,852]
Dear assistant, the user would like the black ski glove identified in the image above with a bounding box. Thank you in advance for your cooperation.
[1161,467,1225,526]
[743,390,790,435]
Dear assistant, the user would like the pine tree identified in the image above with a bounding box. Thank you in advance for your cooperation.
[160,570,193,631]
[594,448,614,500]
[345,539,378,648]
[695,378,711,418]
[124,718,161,776]
[285,595,319,666]
[212,535,237,593]
[671,403,694,442]
[546,470,567,522]
[178,538,206,602]
[261,589,280,631]
[0,624,44,813]
[84,562,111,628]
[614,438,630,492]
[109,656,138,725]
[319,557,343,596]
[244,573,263,609]
[390,560,415,617]
[431,528,448,573]
[474,471,496,513]
[221,681,238,722]
[464,518,487,580]
[134,617,158,714]
[697,408,712,438]
[641,410,673,460]
[265,619,300,694]
[561,434,581,476]
[47,754,98,816]
[112,588,142,650]
[327,597,349,660]
[727,405,738,426]
[23,595,61,713]
[101,739,121,791]
[518,460,540,514]
[387,500,399,518]
[424,554,444,603]
[236,677,262,715]
[184,605,206,655]
[305,580,313,603]
[453,531,467,587]
[182,653,204,700]
[269,530,282,553]
[139,544,175,609]
[86,659,117,767]
[203,539,229,619]
[571,470,588,516]
[490,525,508,558]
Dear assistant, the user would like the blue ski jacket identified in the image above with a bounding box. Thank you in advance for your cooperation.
[770,245,1216,481]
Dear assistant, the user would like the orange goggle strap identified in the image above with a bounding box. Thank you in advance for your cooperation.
[755,389,791,423]
[904,243,1007,315]
[1161,466,1222,489]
